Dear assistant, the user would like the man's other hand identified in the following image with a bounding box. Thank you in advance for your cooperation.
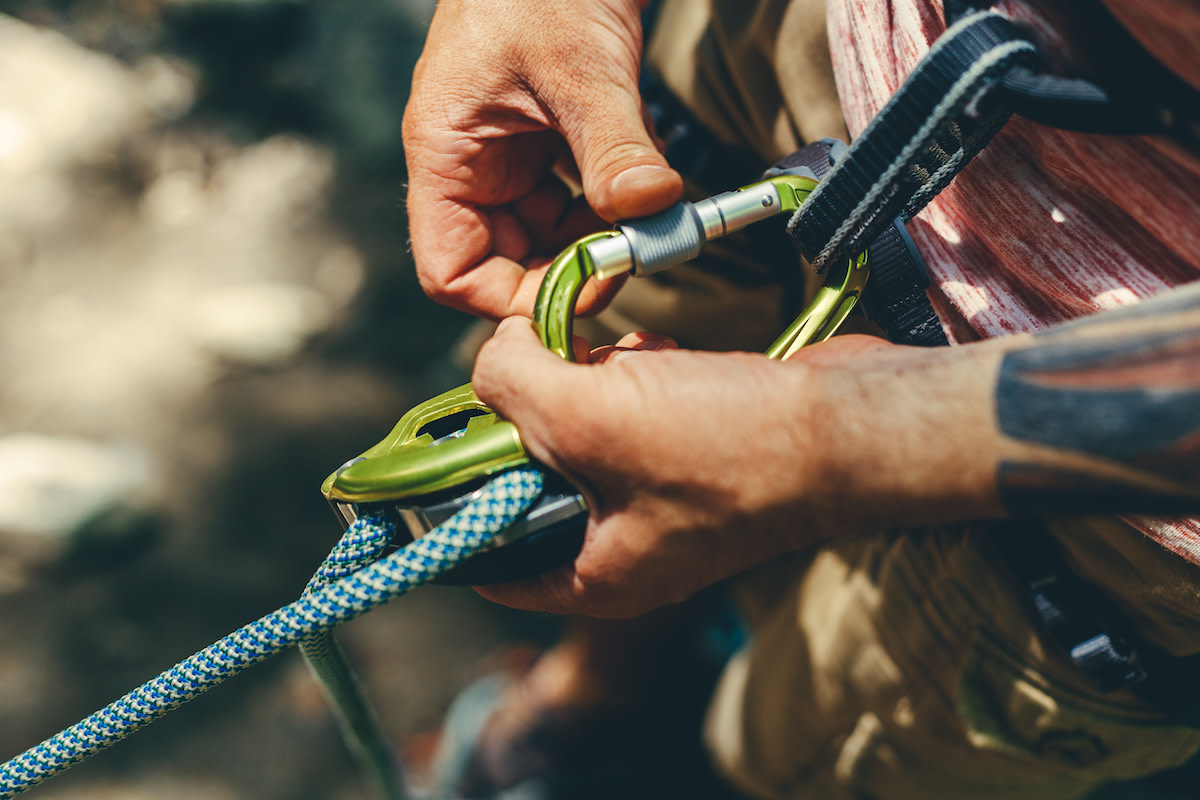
[403,0,682,320]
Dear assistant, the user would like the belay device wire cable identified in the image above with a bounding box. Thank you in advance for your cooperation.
[0,6,1128,797]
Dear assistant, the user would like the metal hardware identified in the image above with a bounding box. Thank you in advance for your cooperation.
[586,176,814,281]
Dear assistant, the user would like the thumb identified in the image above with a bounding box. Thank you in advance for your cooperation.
[472,318,591,466]
[559,88,683,222]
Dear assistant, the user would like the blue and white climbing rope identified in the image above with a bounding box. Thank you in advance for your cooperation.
[0,467,544,799]
[299,508,410,800]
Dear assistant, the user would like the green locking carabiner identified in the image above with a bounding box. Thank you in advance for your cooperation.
[530,174,869,362]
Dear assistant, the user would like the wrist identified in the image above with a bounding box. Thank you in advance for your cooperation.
[788,340,1011,541]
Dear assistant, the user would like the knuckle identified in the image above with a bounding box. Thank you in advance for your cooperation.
[400,99,421,141]
[416,269,453,305]
[568,567,625,616]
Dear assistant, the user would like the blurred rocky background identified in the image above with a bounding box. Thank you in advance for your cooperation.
[0,2,556,798]
[0,2,1195,799]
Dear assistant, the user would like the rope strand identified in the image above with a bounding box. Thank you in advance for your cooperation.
[0,467,544,799]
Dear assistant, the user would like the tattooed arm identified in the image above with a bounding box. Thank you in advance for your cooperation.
[469,283,1200,617]
[824,281,1200,529]
[993,290,1200,514]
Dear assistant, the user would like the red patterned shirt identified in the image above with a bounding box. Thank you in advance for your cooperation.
[828,0,1200,563]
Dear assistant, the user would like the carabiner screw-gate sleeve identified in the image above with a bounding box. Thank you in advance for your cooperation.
[587,182,787,280]
[586,202,703,279]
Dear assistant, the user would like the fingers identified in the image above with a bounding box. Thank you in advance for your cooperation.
[540,28,682,220]
[572,335,591,364]
[473,561,649,620]
[561,103,683,220]
[472,322,618,617]
[406,129,561,318]
[597,164,684,221]
[405,126,633,319]
[403,0,682,320]
[472,321,713,619]
[472,317,593,466]
[512,174,605,254]
[473,566,587,616]
[590,332,678,363]
[474,322,681,451]
[614,330,678,350]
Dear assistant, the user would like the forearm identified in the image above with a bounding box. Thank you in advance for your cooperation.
[817,282,1200,537]
[468,285,1200,616]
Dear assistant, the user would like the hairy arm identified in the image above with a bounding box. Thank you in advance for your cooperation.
[470,282,1200,617]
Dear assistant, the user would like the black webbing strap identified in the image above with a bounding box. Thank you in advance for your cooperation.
[992,524,1200,728]
[768,139,949,347]
[787,10,1037,277]
[770,10,1039,347]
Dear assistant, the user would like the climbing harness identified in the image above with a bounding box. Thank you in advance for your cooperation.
[777,4,1200,726]
[5,4,1199,798]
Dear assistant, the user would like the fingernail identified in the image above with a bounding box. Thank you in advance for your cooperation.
[608,165,680,218]
[612,164,672,192]
[639,334,676,351]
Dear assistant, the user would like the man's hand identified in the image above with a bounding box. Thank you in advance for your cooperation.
[403,0,682,320]
[469,284,1200,619]
[470,319,1004,619]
